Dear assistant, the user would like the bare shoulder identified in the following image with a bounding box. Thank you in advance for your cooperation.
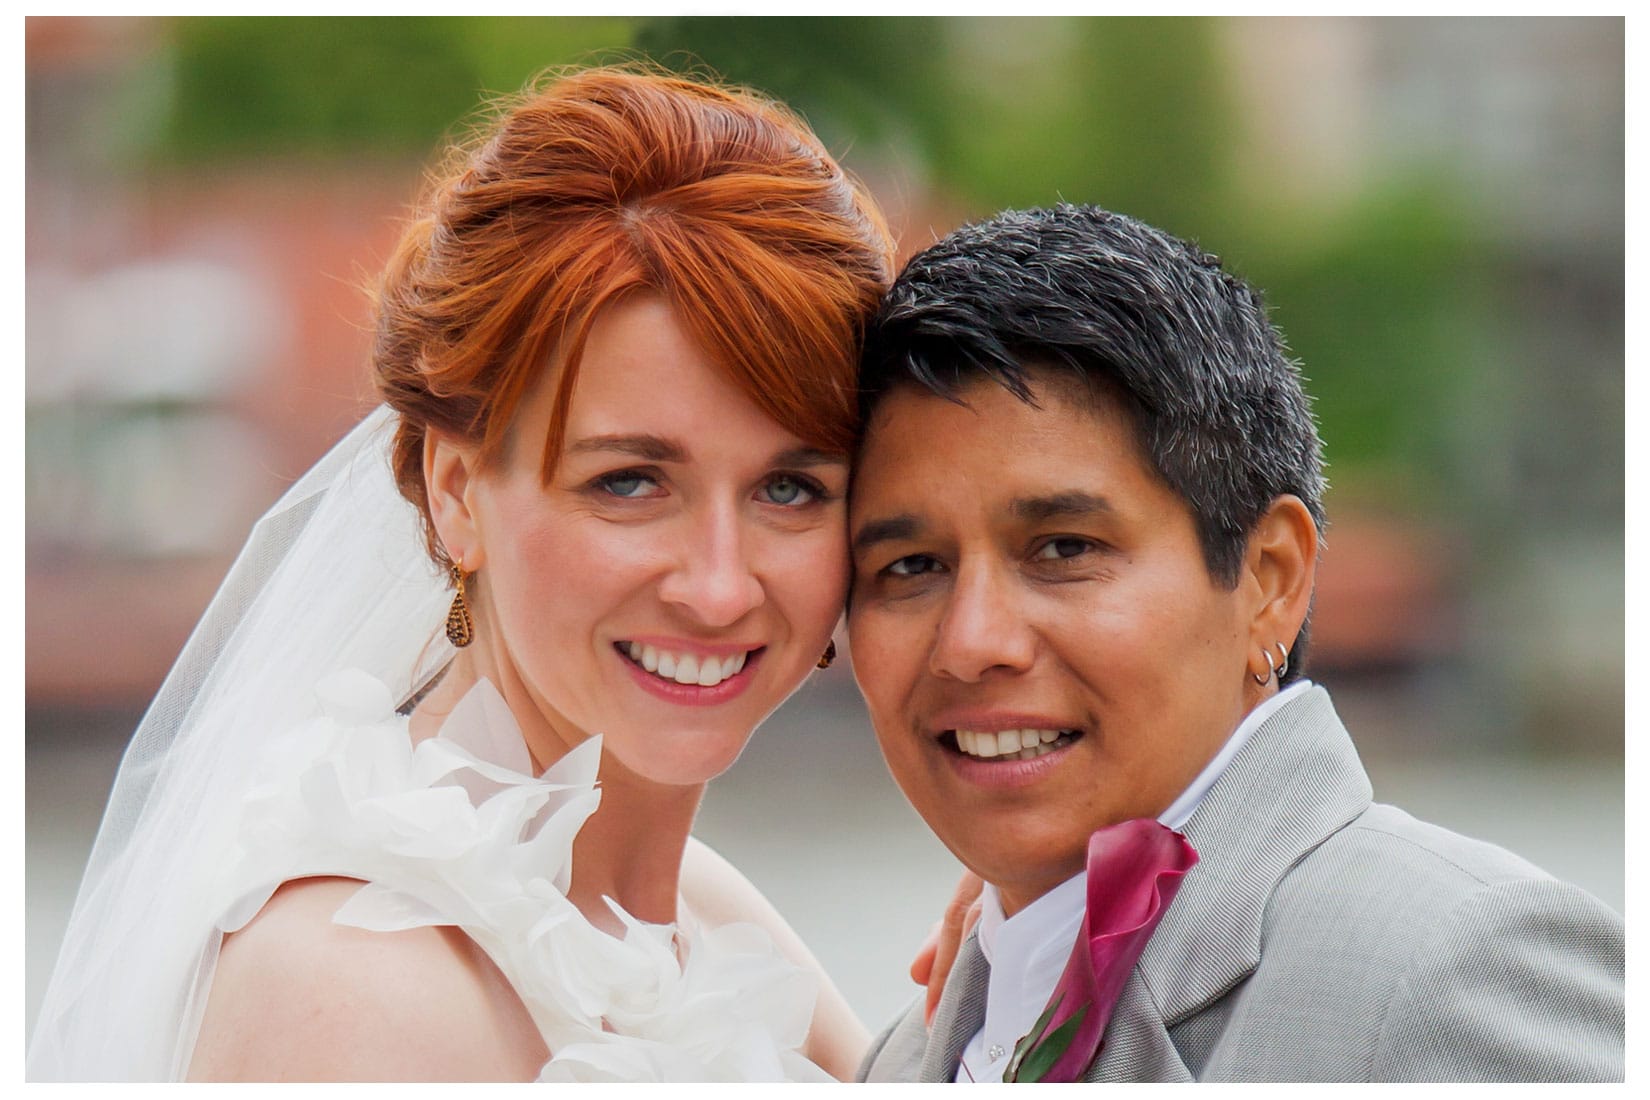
[188,877,546,1081]
[680,835,779,930]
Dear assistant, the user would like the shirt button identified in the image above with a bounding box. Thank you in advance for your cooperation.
[988,1044,1005,1060]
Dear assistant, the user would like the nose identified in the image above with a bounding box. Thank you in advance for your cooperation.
[928,561,1036,682]
[656,503,765,628]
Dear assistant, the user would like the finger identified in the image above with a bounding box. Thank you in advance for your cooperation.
[925,872,985,1028]
[924,928,959,1028]
[909,923,940,985]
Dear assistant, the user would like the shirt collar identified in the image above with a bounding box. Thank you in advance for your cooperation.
[979,678,1315,938]
[964,681,1314,1080]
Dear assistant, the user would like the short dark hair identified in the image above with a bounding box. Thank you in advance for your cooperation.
[859,204,1326,681]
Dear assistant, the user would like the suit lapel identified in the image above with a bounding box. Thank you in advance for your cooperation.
[911,688,1372,1084]
[920,934,989,1082]
[1134,687,1373,1027]
[1084,972,1196,1081]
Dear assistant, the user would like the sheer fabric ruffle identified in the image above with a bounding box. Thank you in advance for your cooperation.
[27,407,827,1082]
[216,669,828,1082]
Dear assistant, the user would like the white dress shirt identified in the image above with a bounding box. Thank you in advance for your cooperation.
[955,681,1312,1083]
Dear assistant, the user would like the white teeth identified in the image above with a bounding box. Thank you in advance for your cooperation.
[954,728,1074,760]
[622,643,751,688]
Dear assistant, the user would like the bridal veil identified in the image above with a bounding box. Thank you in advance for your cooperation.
[28,407,454,1080]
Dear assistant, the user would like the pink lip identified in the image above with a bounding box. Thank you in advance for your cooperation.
[926,710,1082,737]
[616,645,764,707]
[943,736,1079,790]
[921,709,1086,791]
[622,635,762,659]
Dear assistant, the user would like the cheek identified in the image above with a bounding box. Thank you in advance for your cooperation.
[847,607,914,713]
[1073,570,1233,672]
[1098,585,1248,741]
[486,502,668,640]
[770,529,850,641]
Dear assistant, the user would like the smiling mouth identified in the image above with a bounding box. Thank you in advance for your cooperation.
[942,728,1083,762]
[616,642,760,688]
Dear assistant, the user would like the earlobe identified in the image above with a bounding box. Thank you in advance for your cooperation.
[424,430,486,570]
[1244,495,1318,655]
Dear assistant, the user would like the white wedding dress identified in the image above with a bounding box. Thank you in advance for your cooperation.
[28,407,830,1082]
[211,669,829,1082]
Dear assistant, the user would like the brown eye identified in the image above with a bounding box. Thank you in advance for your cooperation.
[887,554,943,577]
[1035,537,1092,561]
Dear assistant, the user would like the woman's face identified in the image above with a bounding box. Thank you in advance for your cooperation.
[458,293,849,786]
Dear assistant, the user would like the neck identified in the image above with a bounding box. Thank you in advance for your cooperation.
[411,640,704,932]
[568,759,704,932]
[997,874,1076,920]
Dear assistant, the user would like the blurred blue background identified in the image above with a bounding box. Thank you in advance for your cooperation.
[26,16,1623,1041]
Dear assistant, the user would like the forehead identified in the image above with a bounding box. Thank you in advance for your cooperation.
[853,374,1157,509]
[508,293,812,466]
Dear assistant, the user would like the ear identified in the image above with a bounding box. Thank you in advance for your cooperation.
[1241,494,1318,670]
[424,429,487,571]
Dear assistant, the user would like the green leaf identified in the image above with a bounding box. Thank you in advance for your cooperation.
[1013,1003,1089,1083]
[1003,993,1063,1082]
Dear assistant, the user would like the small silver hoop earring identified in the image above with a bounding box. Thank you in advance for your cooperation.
[1273,642,1290,681]
[1252,647,1276,685]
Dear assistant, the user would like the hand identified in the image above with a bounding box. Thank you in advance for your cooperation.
[910,869,984,1028]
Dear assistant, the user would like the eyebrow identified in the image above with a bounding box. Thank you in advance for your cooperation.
[852,491,1116,556]
[1012,491,1117,523]
[773,446,848,469]
[564,436,846,469]
[852,513,924,556]
[565,433,686,462]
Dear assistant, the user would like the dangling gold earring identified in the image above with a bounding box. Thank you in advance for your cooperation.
[446,560,474,648]
[817,639,836,669]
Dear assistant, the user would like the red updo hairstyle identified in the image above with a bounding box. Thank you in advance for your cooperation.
[372,65,895,565]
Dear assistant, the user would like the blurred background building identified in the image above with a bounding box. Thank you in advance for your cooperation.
[25,15,1623,1043]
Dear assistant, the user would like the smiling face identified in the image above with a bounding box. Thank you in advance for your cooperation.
[445,293,849,786]
[848,373,1264,914]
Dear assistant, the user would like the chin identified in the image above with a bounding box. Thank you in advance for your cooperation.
[945,829,1088,898]
[607,729,755,788]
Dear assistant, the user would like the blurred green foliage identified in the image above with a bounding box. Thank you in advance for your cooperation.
[154,15,1493,504]
[164,16,635,158]
[635,16,955,167]
[1238,184,1487,504]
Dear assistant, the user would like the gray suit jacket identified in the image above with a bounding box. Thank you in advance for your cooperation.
[860,687,1624,1082]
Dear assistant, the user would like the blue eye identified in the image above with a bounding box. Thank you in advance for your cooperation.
[887,555,943,577]
[599,472,659,499]
[760,475,820,506]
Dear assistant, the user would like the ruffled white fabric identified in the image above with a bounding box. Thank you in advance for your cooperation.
[211,669,831,1082]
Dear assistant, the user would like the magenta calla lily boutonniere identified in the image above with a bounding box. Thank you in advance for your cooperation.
[1004,819,1199,1082]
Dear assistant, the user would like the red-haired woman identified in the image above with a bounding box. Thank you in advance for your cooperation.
[31,67,893,1082]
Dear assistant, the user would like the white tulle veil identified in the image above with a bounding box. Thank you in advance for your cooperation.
[28,406,456,1080]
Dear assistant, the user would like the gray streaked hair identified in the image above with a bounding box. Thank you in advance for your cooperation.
[858,203,1326,678]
